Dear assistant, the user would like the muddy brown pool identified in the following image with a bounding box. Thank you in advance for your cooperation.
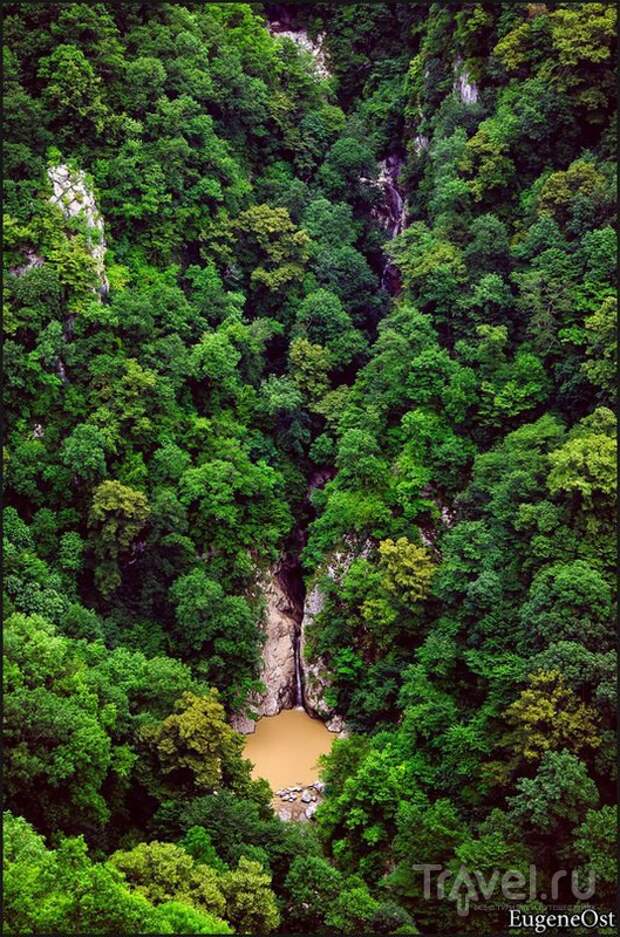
[243,707,335,791]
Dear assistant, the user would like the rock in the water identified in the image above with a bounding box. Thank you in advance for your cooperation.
[48,163,109,294]
[231,712,257,734]
[326,714,348,735]
[274,781,325,822]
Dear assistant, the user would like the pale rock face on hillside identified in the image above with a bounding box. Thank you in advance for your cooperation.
[300,538,370,733]
[48,163,109,294]
[269,22,330,79]
[453,58,479,104]
[10,248,44,278]
[232,567,299,734]
[255,570,299,717]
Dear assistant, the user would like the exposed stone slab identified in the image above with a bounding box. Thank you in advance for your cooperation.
[48,163,109,294]
[232,566,298,733]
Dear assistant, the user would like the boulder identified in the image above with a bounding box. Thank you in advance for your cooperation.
[326,714,348,735]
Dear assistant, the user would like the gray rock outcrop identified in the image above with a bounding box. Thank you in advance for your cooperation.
[269,22,330,79]
[9,248,44,278]
[48,163,109,294]
[232,566,299,733]
[300,540,369,731]
[453,58,479,104]
[299,581,331,721]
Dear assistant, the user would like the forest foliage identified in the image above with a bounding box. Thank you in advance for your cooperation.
[3,2,617,934]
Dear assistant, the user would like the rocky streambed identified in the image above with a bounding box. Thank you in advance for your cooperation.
[273,782,324,822]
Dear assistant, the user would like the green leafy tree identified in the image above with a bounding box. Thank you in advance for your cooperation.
[3,813,168,935]
[141,690,248,793]
[109,841,226,919]
[283,855,343,931]
[220,857,281,935]
[507,751,599,834]
[503,670,601,762]
[88,480,149,596]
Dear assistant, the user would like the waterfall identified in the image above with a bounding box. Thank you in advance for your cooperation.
[293,631,304,707]
[376,151,407,293]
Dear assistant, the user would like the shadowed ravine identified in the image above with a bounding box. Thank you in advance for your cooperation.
[241,480,337,812]
[275,535,306,710]
[241,72,408,804]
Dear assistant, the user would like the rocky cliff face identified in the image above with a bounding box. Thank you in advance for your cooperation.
[233,552,350,735]
[48,163,109,294]
[453,58,479,104]
[300,541,370,734]
[375,153,407,293]
[232,566,300,734]
[11,164,109,294]
[298,582,330,720]
[258,570,300,716]
[10,248,44,278]
[267,13,330,79]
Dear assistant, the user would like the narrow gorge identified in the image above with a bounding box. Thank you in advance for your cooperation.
[236,476,342,821]
[237,74,409,814]
[5,3,615,932]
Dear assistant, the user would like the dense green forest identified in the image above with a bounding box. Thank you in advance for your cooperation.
[3,2,617,934]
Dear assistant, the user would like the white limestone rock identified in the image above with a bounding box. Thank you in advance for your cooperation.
[231,566,298,733]
[48,163,109,294]
[269,23,330,79]
[300,538,369,725]
[413,134,430,155]
[10,248,44,278]
[325,714,348,735]
[453,58,479,104]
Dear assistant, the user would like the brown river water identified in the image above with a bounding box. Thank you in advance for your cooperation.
[243,707,335,791]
